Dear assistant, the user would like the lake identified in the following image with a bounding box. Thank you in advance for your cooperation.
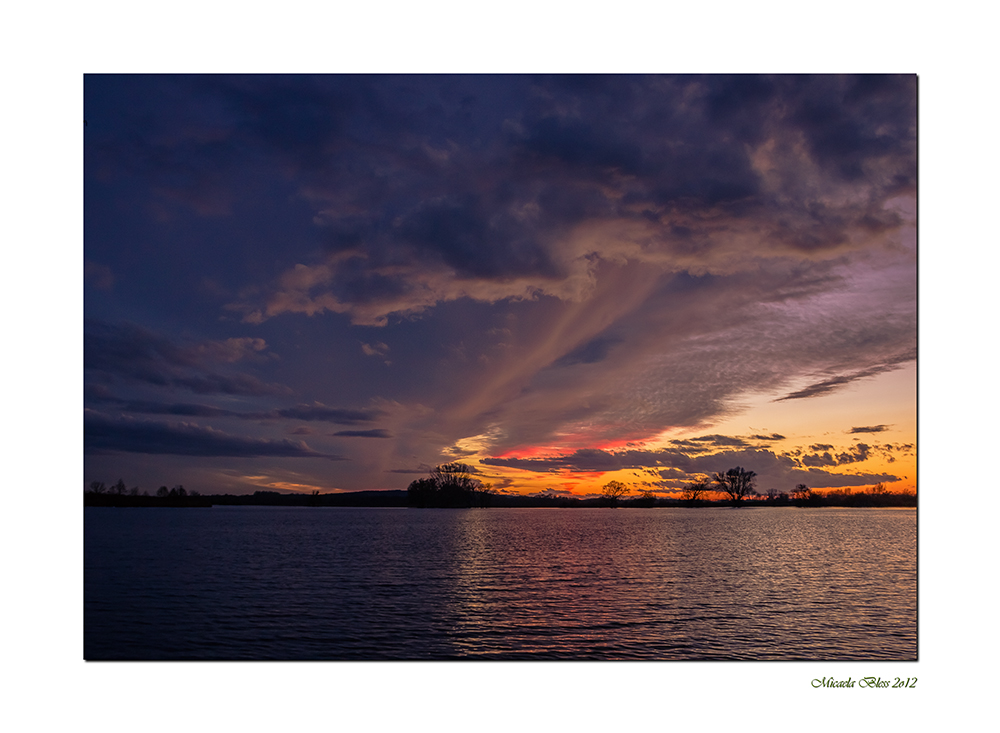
[84,506,916,660]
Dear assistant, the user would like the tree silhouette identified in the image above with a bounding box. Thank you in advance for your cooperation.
[713,467,757,506]
[601,480,629,507]
[634,489,657,507]
[407,462,491,507]
[682,480,710,505]
[791,484,813,505]
[431,463,479,491]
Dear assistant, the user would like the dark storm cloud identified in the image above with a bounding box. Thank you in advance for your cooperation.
[114,401,238,418]
[395,194,561,280]
[516,114,645,175]
[83,390,384,427]
[331,429,393,438]
[273,404,385,424]
[220,77,358,171]
[790,74,916,183]
[84,413,341,459]
[84,320,288,396]
[205,74,916,326]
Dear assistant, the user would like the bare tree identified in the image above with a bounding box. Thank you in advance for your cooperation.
[683,481,710,504]
[634,489,657,507]
[409,463,487,507]
[713,467,757,506]
[431,463,480,492]
[791,484,812,503]
[601,480,629,507]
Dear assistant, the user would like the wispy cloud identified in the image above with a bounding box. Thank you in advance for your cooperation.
[85,394,385,426]
[331,429,393,438]
[84,320,289,397]
[776,356,914,401]
[84,412,342,459]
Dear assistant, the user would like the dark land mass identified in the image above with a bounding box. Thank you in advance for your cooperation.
[85,464,915,509]
[85,493,213,508]
[84,488,916,509]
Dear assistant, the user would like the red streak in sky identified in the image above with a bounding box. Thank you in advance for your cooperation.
[492,434,650,461]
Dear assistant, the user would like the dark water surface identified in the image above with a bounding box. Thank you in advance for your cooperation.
[84,506,916,660]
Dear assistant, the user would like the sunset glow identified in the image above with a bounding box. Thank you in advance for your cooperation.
[84,74,916,500]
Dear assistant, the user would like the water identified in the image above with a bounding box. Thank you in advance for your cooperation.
[84,506,916,660]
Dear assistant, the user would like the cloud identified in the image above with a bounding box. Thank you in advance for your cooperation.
[190,337,269,363]
[211,75,915,329]
[84,76,916,493]
[528,487,578,498]
[361,342,389,358]
[84,320,288,396]
[776,360,911,401]
[385,466,434,475]
[552,335,623,367]
[331,429,393,438]
[83,391,387,427]
[272,404,385,424]
[750,433,786,441]
[483,443,900,490]
[850,424,889,433]
[112,401,238,418]
[799,440,910,468]
[84,412,341,459]
[670,435,750,452]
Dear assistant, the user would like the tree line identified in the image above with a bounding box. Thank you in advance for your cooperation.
[85,465,915,509]
[84,479,210,507]
[604,466,915,508]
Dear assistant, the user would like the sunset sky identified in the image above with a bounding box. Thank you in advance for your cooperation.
[84,74,916,498]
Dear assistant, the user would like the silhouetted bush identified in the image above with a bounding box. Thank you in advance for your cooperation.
[407,463,494,508]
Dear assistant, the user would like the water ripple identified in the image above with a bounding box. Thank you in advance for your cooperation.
[85,506,916,660]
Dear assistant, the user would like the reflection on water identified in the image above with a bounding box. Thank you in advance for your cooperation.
[85,507,916,660]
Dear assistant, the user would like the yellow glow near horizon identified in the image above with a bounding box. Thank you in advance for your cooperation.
[462,361,917,498]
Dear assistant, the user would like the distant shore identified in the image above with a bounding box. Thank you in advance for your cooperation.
[84,489,916,509]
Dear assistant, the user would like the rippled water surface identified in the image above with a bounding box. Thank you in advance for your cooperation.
[85,506,916,660]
